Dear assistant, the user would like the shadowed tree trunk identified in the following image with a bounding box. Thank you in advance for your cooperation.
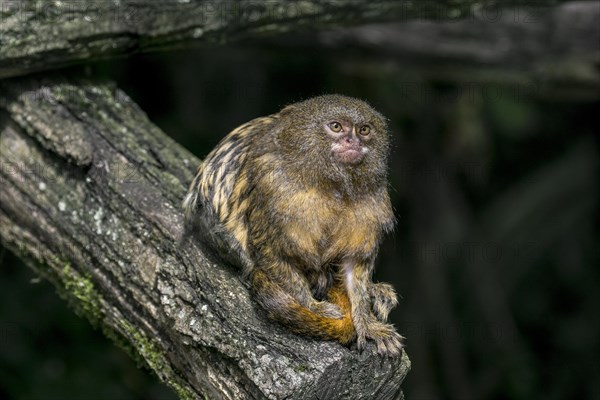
[0,0,586,80]
[281,1,600,99]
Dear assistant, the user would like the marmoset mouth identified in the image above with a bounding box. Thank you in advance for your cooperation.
[333,147,365,164]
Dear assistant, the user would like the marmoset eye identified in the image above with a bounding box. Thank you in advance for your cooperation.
[328,121,342,132]
[359,125,371,136]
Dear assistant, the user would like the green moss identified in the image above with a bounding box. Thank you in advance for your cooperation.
[294,364,309,373]
[170,382,198,400]
[56,264,145,372]
[28,261,195,399]
[55,264,192,398]
[120,321,197,400]
[61,263,103,325]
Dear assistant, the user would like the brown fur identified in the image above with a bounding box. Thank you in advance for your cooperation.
[183,95,404,355]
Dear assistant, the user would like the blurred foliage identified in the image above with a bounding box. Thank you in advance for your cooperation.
[1,42,598,400]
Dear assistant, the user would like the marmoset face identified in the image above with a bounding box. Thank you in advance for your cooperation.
[325,118,375,165]
[276,95,389,180]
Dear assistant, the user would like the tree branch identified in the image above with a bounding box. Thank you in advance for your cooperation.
[268,1,600,99]
[0,76,410,400]
[0,0,571,79]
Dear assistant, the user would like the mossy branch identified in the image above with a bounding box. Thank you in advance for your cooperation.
[0,77,410,400]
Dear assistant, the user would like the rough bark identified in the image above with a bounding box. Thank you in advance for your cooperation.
[0,76,410,400]
[0,0,571,79]
[270,1,600,99]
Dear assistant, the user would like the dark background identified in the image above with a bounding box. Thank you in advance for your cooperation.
[1,30,599,400]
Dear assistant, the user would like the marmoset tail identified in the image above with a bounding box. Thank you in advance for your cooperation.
[183,95,404,355]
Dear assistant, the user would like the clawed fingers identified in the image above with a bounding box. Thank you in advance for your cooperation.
[374,331,404,356]
[356,334,367,352]
[367,322,405,357]
[370,283,399,322]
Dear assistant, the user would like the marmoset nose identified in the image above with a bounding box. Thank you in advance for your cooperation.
[344,135,359,144]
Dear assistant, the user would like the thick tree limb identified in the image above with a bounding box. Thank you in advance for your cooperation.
[270,1,600,99]
[0,76,410,400]
[0,0,571,79]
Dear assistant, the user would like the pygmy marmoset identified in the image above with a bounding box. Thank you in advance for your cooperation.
[183,95,404,355]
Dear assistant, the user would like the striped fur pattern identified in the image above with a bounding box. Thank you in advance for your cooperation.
[183,115,278,268]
